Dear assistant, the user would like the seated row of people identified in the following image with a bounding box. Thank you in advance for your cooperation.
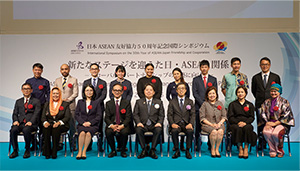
[9,81,294,160]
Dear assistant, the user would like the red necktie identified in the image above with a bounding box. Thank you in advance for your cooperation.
[203,76,207,88]
[24,98,28,123]
[115,100,120,125]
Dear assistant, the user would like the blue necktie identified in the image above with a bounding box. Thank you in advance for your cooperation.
[93,78,96,88]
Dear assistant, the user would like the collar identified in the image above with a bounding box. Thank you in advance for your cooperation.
[146,97,153,102]
[201,74,208,79]
[261,71,270,77]
[230,71,240,75]
[114,97,122,103]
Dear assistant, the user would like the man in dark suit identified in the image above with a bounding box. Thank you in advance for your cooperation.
[9,83,41,158]
[133,83,165,159]
[192,60,217,149]
[251,57,281,149]
[105,83,132,158]
[82,63,107,150]
[168,82,195,159]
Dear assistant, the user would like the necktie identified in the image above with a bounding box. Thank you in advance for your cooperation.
[180,98,184,111]
[263,74,267,88]
[24,98,28,113]
[62,77,67,89]
[203,76,207,88]
[146,100,151,125]
[24,98,28,123]
[93,78,96,88]
[115,100,120,125]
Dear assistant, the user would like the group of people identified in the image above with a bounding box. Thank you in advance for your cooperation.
[9,56,294,160]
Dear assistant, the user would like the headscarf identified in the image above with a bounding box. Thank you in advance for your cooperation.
[270,83,282,95]
[49,87,63,116]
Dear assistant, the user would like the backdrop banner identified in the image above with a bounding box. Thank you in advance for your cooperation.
[1,33,299,141]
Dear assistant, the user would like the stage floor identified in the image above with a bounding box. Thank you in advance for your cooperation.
[1,142,299,171]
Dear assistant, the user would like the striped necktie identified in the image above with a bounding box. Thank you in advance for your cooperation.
[62,77,67,89]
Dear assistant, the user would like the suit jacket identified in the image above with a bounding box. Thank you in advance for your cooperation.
[75,99,102,127]
[251,72,281,108]
[133,98,165,125]
[82,77,107,111]
[12,97,41,127]
[192,74,218,110]
[167,97,195,127]
[54,75,79,111]
[105,98,132,128]
[41,101,71,128]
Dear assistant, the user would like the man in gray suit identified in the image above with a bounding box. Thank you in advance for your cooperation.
[54,64,78,149]
[192,60,217,149]
[133,83,165,159]
[168,82,195,159]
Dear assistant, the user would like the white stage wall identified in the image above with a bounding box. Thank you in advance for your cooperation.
[0,33,299,142]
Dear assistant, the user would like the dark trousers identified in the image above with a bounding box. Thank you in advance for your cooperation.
[105,128,128,152]
[136,124,162,150]
[43,125,68,157]
[10,124,36,151]
[171,123,194,150]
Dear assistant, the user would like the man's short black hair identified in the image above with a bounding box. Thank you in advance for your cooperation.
[200,60,210,68]
[231,57,241,65]
[32,63,43,70]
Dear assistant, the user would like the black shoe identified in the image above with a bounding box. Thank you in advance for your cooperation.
[121,151,127,158]
[149,148,158,159]
[211,154,216,158]
[108,151,117,158]
[76,156,81,160]
[216,154,221,158]
[58,143,63,151]
[81,156,86,160]
[45,156,50,159]
[186,150,192,159]
[9,151,18,158]
[137,149,147,159]
[52,155,57,159]
[23,150,30,158]
[172,150,180,159]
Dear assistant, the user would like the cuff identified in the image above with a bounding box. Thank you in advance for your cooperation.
[59,120,65,125]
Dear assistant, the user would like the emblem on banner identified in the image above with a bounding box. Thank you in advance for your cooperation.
[213,41,227,54]
[71,41,84,54]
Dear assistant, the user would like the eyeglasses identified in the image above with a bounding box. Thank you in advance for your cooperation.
[22,88,31,91]
[113,89,123,92]
[177,87,186,90]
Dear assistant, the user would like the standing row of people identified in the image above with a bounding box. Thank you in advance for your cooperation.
[9,56,294,160]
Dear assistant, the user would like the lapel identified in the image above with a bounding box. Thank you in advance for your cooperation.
[266,72,274,88]
[182,98,188,113]
[174,97,181,112]
[258,72,266,89]
[20,97,26,113]
[66,75,71,85]
[199,74,205,89]
[84,100,89,115]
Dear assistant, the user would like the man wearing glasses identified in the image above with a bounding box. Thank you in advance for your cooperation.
[104,83,132,158]
[9,83,41,158]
